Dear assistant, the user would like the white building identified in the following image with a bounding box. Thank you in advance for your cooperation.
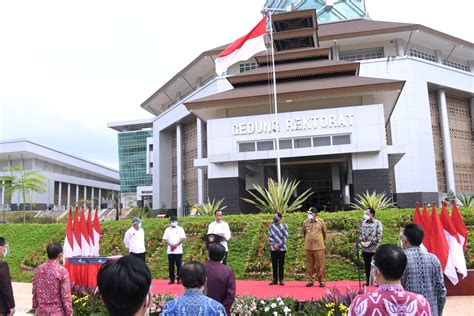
[0,139,120,211]
[114,7,473,214]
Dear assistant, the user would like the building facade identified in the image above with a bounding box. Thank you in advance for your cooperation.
[116,6,473,214]
[0,139,120,211]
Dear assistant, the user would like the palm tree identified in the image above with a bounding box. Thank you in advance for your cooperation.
[0,165,47,222]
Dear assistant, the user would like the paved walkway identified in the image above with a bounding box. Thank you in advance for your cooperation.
[11,282,474,315]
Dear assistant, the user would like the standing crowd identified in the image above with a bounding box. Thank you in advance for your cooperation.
[0,206,448,315]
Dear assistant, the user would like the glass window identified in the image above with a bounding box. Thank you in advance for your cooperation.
[294,138,312,148]
[279,139,292,149]
[339,47,384,61]
[313,136,331,147]
[332,134,351,145]
[257,140,274,151]
[239,142,255,152]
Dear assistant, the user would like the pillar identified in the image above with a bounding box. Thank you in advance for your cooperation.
[437,88,456,193]
[75,185,79,207]
[332,41,339,60]
[1,181,4,209]
[468,60,474,73]
[196,118,204,204]
[91,187,95,209]
[58,182,62,210]
[67,183,71,210]
[98,188,102,209]
[176,124,183,217]
[83,186,87,208]
[395,38,404,56]
[434,49,443,64]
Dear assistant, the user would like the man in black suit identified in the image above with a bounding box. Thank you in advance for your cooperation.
[0,237,15,316]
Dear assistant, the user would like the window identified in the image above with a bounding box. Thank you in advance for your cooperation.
[339,47,384,61]
[239,62,258,73]
[239,142,255,152]
[408,48,436,62]
[257,140,274,151]
[149,144,153,151]
[294,138,311,148]
[332,134,351,145]
[313,136,331,147]
[279,139,292,149]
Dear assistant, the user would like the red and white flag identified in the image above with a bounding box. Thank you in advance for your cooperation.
[79,209,91,256]
[413,202,425,229]
[215,16,267,75]
[440,202,467,278]
[63,208,74,260]
[87,208,95,256]
[92,208,102,256]
[72,208,82,256]
[421,203,432,251]
[451,202,468,251]
[431,203,458,285]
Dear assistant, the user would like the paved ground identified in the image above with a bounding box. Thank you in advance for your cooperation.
[11,282,474,315]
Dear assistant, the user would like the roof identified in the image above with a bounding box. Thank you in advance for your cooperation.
[107,117,154,132]
[255,47,331,64]
[185,76,405,110]
[227,59,359,86]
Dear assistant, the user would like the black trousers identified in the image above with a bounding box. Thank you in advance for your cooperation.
[168,254,183,282]
[362,251,374,284]
[270,250,286,282]
[130,252,146,263]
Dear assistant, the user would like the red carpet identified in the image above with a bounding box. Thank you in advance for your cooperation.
[151,279,373,301]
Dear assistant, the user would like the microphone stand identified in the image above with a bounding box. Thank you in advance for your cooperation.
[354,224,363,294]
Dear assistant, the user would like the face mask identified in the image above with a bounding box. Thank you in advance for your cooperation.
[273,216,279,223]
[171,221,177,227]
[363,214,370,221]
[307,214,313,220]
[138,222,142,228]
[2,246,8,257]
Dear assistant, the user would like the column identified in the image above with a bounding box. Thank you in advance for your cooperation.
[196,118,204,204]
[470,98,474,130]
[395,38,404,56]
[51,180,55,210]
[434,49,443,64]
[437,88,456,193]
[91,188,95,209]
[67,183,71,210]
[58,182,62,210]
[468,61,474,73]
[83,186,87,208]
[176,124,183,217]
[332,41,339,60]
[1,181,4,209]
[98,188,102,210]
[75,185,79,207]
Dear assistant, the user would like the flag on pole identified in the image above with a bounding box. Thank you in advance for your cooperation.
[431,203,458,285]
[215,16,267,75]
[63,208,74,260]
[92,208,102,256]
[87,208,95,256]
[451,202,468,251]
[421,203,432,251]
[413,202,425,229]
[79,209,91,256]
[72,208,82,256]
[440,202,467,278]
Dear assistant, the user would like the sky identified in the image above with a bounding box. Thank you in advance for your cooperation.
[0,0,472,170]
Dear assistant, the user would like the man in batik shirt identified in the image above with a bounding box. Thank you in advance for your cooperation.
[32,243,73,316]
[349,244,432,316]
[359,207,383,285]
[401,224,446,316]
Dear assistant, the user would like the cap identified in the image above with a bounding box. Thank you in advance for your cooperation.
[170,216,178,222]
[132,216,141,224]
[308,207,318,213]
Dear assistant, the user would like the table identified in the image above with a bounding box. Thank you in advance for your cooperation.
[66,256,120,288]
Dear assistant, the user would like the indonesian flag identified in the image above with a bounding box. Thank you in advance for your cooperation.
[87,208,95,256]
[63,208,74,260]
[72,208,82,256]
[421,203,432,251]
[431,203,458,285]
[92,208,102,256]
[79,209,91,256]
[440,202,467,278]
[413,202,425,229]
[451,202,468,251]
[215,16,267,75]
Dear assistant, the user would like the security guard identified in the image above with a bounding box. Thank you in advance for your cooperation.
[301,207,327,287]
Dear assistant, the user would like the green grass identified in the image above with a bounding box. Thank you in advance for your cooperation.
[1,208,472,282]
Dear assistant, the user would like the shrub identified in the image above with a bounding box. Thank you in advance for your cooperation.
[195,198,227,216]
[457,193,474,207]
[350,191,395,211]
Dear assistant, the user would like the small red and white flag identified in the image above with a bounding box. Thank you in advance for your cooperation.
[440,202,467,279]
[431,203,458,285]
[421,203,432,251]
[79,209,91,256]
[87,208,95,256]
[451,202,468,251]
[92,208,102,256]
[72,208,82,256]
[215,16,267,75]
[63,208,74,261]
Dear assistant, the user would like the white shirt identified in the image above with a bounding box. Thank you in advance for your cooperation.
[124,227,146,254]
[163,225,186,254]
[207,221,231,251]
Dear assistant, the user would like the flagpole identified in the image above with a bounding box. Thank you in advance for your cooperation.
[268,11,282,184]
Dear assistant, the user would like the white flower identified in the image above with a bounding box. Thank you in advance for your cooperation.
[273,312,278,316]
[265,307,270,312]
[276,297,282,301]
[284,306,291,314]
[260,300,265,304]
[279,301,284,306]
[271,303,277,308]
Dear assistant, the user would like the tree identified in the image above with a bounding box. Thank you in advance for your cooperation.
[0,165,47,222]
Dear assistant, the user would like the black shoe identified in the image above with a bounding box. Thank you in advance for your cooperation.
[306,282,314,287]
[168,281,175,285]
[177,279,181,284]
[269,280,277,285]
[279,280,285,286]
[319,281,326,287]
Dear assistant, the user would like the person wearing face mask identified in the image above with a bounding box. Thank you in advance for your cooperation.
[0,237,15,316]
[349,244,432,315]
[268,212,288,286]
[301,207,327,287]
[358,208,383,286]
[124,217,146,262]
[161,261,226,315]
[163,216,187,284]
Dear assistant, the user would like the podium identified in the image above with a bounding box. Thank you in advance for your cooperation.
[202,233,224,249]
[67,256,120,289]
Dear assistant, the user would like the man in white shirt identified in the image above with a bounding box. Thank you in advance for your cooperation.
[162,216,186,284]
[207,210,231,265]
[124,217,146,262]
